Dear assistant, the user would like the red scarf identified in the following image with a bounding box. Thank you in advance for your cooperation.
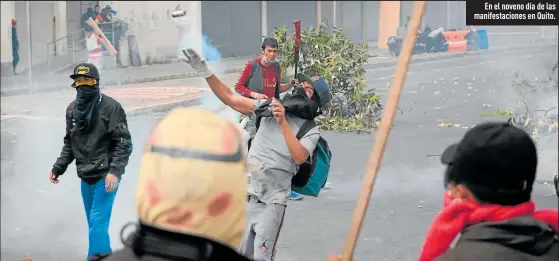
[419,192,559,261]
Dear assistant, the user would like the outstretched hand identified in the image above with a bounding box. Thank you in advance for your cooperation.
[181,48,214,78]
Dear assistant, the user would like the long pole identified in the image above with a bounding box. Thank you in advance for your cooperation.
[26,1,33,93]
[340,2,427,260]
[261,1,268,38]
[332,1,337,28]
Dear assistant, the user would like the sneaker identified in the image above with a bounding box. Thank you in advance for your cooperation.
[289,191,304,200]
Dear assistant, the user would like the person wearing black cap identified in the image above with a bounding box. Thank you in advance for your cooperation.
[181,48,331,261]
[417,122,558,261]
[49,63,133,261]
[235,37,305,201]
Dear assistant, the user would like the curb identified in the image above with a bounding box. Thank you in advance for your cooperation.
[0,67,244,97]
[2,43,555,97]
[102,66,244,89]
[115,43,557,86]
[0,95,203,121]
[364,43,557,70]
[126,96,202,117]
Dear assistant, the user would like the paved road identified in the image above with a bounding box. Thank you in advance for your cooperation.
[1,47,557,261]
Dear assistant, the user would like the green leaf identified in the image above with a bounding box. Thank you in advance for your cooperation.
[273,22,384,132]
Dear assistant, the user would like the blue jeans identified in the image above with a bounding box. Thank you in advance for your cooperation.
[80,178,119,258]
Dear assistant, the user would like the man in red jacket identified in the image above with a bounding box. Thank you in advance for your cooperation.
[234,37,293,101]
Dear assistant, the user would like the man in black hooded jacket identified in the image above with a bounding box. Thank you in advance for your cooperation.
[419,122,559,261]
[49,63,133,261]
[328,122,558,261]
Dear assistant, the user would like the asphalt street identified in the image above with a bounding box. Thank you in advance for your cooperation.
[1,46,558,261]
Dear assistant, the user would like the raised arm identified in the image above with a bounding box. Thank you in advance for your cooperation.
[182,48,256,115]
[206,74,257,115]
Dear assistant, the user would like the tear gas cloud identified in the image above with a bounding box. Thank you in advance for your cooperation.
[175,14,242,125]
[471,26,558,181]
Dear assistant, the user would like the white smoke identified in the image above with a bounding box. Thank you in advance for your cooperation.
[172,10,241,124]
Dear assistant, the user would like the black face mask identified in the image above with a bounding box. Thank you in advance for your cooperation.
[292,86,308,98]
[74,85,101,133]
[283,87,321,119]
[292,86,322,107]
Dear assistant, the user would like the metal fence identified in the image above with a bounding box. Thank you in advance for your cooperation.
[46,21,117,73]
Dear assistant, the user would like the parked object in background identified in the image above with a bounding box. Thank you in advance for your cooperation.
[442,30,469,52]
[387,36,403,56]
[466,27,480,51]
[128,35,142,67]
[477,29,489,50]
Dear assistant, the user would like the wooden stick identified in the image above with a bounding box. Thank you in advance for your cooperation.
[340,2,427,260]
[86,17,118,56]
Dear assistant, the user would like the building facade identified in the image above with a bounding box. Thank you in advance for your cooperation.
[1,1,552,76]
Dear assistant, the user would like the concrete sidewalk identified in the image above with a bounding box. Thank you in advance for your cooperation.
[1,41,555,98]
[0,74,240,121]
[365,42,558,69]
[0,57,249,96]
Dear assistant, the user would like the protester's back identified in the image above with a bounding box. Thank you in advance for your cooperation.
[419,122,558,261]
[435,216,558,261]
[103,108,253,261]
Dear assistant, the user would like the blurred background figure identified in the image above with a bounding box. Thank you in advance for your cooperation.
[94,4,103,22]
[11,19,19,75]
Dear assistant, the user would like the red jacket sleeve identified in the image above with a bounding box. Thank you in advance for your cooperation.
[234,61,253,97]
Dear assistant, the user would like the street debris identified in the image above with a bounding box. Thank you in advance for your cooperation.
[508,62,558,140]
[436,120,469,129]
[480,108,512,117]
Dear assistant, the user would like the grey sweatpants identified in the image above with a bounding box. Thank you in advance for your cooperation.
[239,195,286,261]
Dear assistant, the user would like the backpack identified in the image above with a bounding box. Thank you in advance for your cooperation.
[291,120,332,197]
[248,118,333,197]
[247,60,281,99]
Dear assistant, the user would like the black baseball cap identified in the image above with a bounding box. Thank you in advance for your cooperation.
[441,122,538,204]
[70,63,100,80]
[296,73,331,108]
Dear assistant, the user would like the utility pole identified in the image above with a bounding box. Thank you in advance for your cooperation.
[26,1,33,93]
[332,1,337,29]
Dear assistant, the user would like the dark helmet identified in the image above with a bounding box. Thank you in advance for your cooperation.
[70,63,100,80]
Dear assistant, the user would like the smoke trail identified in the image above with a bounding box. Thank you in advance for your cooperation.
[174,14,241,124]
[198,35,242,124]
